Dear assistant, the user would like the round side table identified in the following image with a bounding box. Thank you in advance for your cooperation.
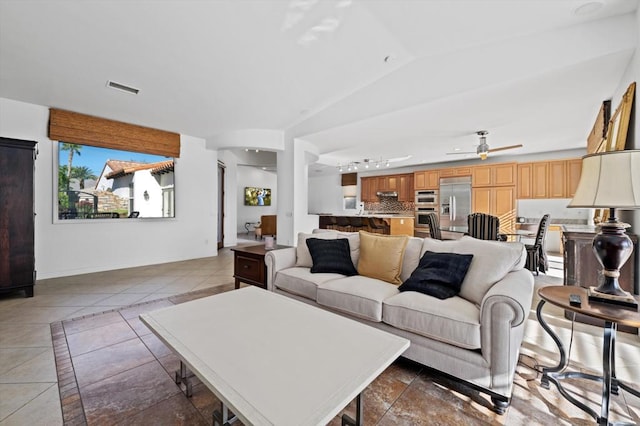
[536,286,640,426]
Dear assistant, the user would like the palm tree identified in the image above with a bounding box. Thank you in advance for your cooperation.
[71,166,97,189]
[60,143,82,190]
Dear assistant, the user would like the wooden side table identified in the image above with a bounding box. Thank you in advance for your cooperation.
[231,245,289,289]
[536,286,640,425]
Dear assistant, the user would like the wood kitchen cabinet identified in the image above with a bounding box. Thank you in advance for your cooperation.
[398,174,413,202]
[472,163,516,187]
[0,138,37,297]
[531,162,549,198]
[517,163,533,199]
[414,170,439,190]
[440,167,472,177]
[362,173,414,202]
[517,158,582,199]
[472,186,515,233]
[360,177,377,202]
[565,158,582,198]
[547,160,566,198]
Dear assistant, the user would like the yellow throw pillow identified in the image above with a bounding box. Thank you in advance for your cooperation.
[357,231,409,285]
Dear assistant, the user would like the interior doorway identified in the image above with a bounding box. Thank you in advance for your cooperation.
[217,161,225,249]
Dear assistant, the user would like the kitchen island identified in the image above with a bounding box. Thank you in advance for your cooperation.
[318,214,414,236]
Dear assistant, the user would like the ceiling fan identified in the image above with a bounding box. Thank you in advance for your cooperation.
[447,131,523,160]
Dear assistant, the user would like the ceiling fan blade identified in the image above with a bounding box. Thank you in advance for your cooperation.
[446,151,475,155]
[488,144,523,153]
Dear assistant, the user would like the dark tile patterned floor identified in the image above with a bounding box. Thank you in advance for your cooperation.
[51,284,640,426]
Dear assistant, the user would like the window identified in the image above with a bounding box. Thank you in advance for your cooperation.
[56,142,176,220]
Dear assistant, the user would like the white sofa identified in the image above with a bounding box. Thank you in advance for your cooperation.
[264,230,534,413]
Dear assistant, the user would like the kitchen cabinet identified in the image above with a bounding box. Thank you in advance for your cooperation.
[548,160,566,198]
[472,163,516,187]
[341,173,357,186]
[440,167,472,177]
[517,163,533,199]
[361,173,414,202]
[565,158,582,198]
[414,170,439,190]
[398,174,413,202]
[532,162,549,198]
[0,138,37,297]
[472,186,515,234]
[360,177,377,202]
[517,158,582,199]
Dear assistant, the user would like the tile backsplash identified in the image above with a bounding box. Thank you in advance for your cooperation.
[364,199,414,213]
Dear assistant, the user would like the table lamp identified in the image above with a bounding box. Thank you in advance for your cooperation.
[567,150,640,307]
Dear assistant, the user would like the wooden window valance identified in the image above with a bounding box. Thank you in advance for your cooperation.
[48,108,180,158]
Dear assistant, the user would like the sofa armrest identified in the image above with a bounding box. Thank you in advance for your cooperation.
[264,247,297,291]
[479,269,534,392]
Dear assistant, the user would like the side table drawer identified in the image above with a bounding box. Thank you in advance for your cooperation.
[235,255,264,283]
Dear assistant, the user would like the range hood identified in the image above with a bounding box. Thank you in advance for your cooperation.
[376,191,398,198]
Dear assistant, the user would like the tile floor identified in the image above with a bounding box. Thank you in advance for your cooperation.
[0,243,639,425]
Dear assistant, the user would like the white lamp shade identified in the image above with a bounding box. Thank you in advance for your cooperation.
[568,150,640,209]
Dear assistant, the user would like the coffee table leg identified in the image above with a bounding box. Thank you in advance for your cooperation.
[341,393,362,426]
[213,401,237,426]
[175,361,193,398]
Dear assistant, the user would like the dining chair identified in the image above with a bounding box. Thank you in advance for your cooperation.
[467,213,502,241]
[423,212,442,240]
[525,214,551,275]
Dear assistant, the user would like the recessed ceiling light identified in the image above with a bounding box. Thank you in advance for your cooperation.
[106,80,139,95]
[383,54,394,63]
[573,1,604,16]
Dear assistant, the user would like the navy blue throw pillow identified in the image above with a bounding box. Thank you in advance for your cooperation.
[399,251,473,299]
[306,238,358,276]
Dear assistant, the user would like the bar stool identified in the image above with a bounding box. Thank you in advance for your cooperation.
[367,217,386,234]
[335,216,351,232]
[348,216,366,232]
[326,216,338,230]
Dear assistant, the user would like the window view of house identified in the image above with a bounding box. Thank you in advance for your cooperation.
[57,143,175,219]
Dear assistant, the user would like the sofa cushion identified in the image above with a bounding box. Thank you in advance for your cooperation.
[274,267,343,301]
[400,237,424,283]
[306,238,358,276]
[296,231,337,267]
[422,236,526,305]
[317,276,399,322]
[357,231,408,285]
[399,251,474,299]
[383,291,481,349]
[335,231,360,266]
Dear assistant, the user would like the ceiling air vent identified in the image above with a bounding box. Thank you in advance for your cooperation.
[106,80,139,95]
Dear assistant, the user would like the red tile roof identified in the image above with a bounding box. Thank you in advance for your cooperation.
[106,160,174,179]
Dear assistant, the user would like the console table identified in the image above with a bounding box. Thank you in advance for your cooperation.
[536,286,640,425]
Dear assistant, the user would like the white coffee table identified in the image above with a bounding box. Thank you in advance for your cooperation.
[140,286,409,426]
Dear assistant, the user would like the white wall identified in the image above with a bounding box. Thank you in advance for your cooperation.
[0,97,219,279]
[236,165,277,233]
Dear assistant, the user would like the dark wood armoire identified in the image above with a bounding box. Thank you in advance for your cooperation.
[0,137,37,297]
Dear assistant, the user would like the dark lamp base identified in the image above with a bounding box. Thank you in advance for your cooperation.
[592,215,633,298]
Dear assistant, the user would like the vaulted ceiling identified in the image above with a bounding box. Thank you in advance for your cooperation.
[0,0,637,173]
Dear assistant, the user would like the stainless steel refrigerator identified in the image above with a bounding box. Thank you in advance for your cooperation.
[439,176,472,228]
